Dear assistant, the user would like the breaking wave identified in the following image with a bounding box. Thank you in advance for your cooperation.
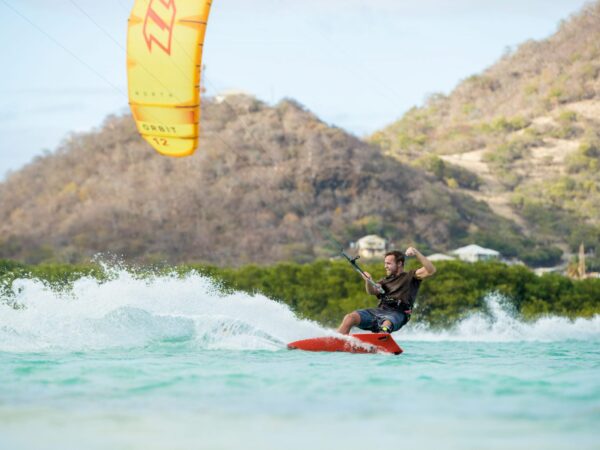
[0,267,325,352]
[403,292,600,342]
[1,269,598,352]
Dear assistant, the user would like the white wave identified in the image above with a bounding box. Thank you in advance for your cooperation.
[0,268,325,352]
[402,292,600,342]
[2,270,598,351]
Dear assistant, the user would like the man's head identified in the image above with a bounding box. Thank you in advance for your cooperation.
[384,250,405,276]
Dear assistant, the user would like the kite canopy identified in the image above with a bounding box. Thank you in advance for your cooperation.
[127,0,212,157]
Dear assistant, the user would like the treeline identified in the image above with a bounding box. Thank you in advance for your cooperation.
[1,259,598,328]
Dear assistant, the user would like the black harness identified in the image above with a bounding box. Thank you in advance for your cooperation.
[377,295,412,321]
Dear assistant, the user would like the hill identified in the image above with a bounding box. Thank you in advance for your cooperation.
[0,95,539,266]
[370,1,600,269]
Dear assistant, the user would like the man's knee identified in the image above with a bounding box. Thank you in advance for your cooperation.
[344,311,360,325]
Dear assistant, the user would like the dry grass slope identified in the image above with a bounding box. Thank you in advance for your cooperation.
[0,95,534,265]
[370,1,600,259]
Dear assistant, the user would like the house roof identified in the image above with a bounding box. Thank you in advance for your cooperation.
[451,244,500,256]
[357,234,385,245]
[427,253,456,261]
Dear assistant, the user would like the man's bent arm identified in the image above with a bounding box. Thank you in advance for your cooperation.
[406,247,436,279]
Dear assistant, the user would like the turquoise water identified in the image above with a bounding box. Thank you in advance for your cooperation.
[1,270,599,449]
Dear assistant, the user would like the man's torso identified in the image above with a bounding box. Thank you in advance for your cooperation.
[377,270,421,311]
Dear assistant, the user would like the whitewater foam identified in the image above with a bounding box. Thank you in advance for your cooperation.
[0,268,325,352]
[403,292,600,342]
[1,270,598,352]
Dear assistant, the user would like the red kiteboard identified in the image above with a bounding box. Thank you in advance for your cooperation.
[287,333,402,355]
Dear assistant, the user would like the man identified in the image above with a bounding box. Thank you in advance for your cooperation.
[337,247,436,334]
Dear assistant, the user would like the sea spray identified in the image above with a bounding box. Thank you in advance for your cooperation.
[404,292,600,342]
[0,267,325,353]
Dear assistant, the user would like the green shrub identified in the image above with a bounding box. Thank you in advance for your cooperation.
[483,139,528,167]
[479,116,531,134]
[520,246,563,267]
[566,141,600,173]
[551,110,580,139]
[416,155,482,190]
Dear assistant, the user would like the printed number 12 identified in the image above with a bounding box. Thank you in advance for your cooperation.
[153,137,168,146]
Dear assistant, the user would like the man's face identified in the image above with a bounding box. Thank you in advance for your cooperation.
[384,255,401,275]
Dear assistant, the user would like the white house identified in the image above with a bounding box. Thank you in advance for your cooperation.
[215,89,253,103]
[451,244,500,262]
[427,253,456,262]
[356,235,387,259]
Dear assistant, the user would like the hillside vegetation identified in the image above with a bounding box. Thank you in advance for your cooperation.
[0,96,540,265]
[371,1,600,264]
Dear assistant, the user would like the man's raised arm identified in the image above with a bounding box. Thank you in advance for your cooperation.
[406,247,436,279]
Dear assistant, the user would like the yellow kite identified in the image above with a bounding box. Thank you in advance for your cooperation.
[127,0,212,157]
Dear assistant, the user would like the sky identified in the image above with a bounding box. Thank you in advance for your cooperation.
[0,0,593,178]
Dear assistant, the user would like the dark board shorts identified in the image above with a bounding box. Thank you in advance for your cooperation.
[356,308,409,333]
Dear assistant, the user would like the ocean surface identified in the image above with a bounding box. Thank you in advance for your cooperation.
[1,269,599,450]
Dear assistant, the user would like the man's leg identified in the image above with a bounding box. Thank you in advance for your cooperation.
[379,312,408,333]
[337,311,361,335]
[380,319,392,333]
